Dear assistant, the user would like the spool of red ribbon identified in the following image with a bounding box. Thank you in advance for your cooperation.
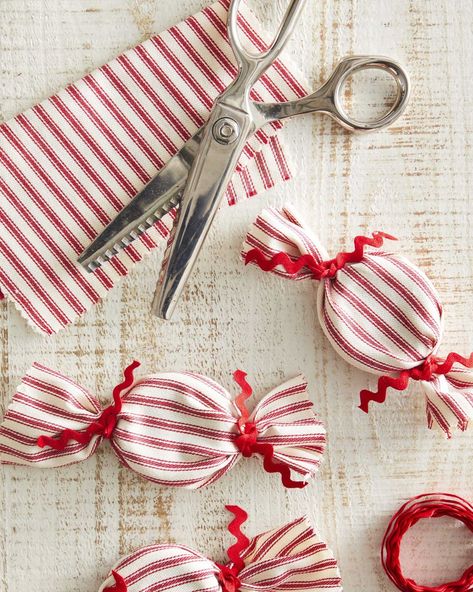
[382,493,473,592]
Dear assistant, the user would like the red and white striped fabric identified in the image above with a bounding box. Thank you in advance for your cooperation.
[0,362,326,488]
[242,205,473,437]
[0,0,307,335]
[99,506,342,592]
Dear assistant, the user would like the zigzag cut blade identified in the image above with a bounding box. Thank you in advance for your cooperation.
[78,129,203,272]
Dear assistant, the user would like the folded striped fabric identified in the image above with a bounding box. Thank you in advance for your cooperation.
[99,506,342,592]
[243,205,473,437]
[0,361,326,488]
[0,0,306,335]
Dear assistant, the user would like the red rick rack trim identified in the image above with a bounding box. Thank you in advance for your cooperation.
[359,352,473,414]
[245,231,395,279]
[37,361,140,449]
[216,506,250,592]
[104,572,127,592]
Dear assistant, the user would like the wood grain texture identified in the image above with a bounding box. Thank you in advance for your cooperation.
[1,0,473,590]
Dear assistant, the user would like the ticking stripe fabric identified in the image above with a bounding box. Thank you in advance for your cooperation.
[99,509,342,592]
[0,363,326,488]
[0,0,306,335]
[242,205,473,436]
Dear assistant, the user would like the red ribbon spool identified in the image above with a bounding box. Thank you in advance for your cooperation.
[382,493,473,592]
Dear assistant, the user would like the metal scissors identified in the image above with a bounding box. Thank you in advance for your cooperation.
[78,0,410,319]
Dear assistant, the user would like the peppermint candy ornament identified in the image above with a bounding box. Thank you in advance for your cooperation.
[100,506,342,592]
[242,205,473,437]
[0,362,325,488]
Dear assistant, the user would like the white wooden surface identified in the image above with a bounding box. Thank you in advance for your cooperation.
[1,1,473,590]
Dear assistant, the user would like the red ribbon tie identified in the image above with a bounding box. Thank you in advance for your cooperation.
[235,422,258,457]
[218,565,242,592]
[245,232,395,280]
[104,571,127,592]
[217,505,249,592]
[359,352,473,413]
[232,370,307,489]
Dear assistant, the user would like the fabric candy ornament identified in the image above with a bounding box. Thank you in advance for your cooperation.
[99,505,342,592]
[0,361,325,488]
[242,205,473,437]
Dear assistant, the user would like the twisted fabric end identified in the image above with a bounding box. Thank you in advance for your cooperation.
[232,371,308,489]
[359,352,473,416]
[37,361,140,451]
[245,232,395,280]
[104,571,127,592]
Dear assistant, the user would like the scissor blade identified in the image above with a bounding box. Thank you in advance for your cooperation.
[78,130,203,272]
[152,105,252,319]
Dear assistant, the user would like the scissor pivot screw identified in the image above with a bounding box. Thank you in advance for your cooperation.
[213,117,240,144]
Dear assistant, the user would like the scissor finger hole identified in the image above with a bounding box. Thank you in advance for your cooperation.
[338,66,401,125]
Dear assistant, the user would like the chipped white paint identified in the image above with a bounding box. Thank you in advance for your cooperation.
[1,1,473,591]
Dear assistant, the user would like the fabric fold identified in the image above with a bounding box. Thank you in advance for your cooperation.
[0,0,307,334]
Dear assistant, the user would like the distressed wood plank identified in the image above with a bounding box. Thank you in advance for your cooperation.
[1,0,473,590]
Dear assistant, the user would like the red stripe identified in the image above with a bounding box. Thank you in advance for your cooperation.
[16,114,111,226]
[321,305,401,373]
[151,36,214,111]
[134,45,204,129]
[0,177,107,300]
[2,213,86,315]
[0,152,82,253]
[0,261,52,333]
[83,73,165,169]
[167,27,226,93]
[1,124,99,239]
[269,136,291,181]
[22,375,99,410]
[32,104,124,211]
[331,277,425,361]
[101,63,173,162]
[51,95,138,196]
[121,49,198,137]
[67,84,150,183]
[254,150,273,190]
[344,263,436,350]
[364,256,441,333]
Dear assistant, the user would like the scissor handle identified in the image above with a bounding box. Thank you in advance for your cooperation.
[227,0,307,88]
[254,56,410,132]
[324,56,410,131]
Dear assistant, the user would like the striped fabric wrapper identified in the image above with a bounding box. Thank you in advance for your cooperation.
[0,362,326,488]
[99,507,342,592]
[242,205,473,437]
[0,0,307,335]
